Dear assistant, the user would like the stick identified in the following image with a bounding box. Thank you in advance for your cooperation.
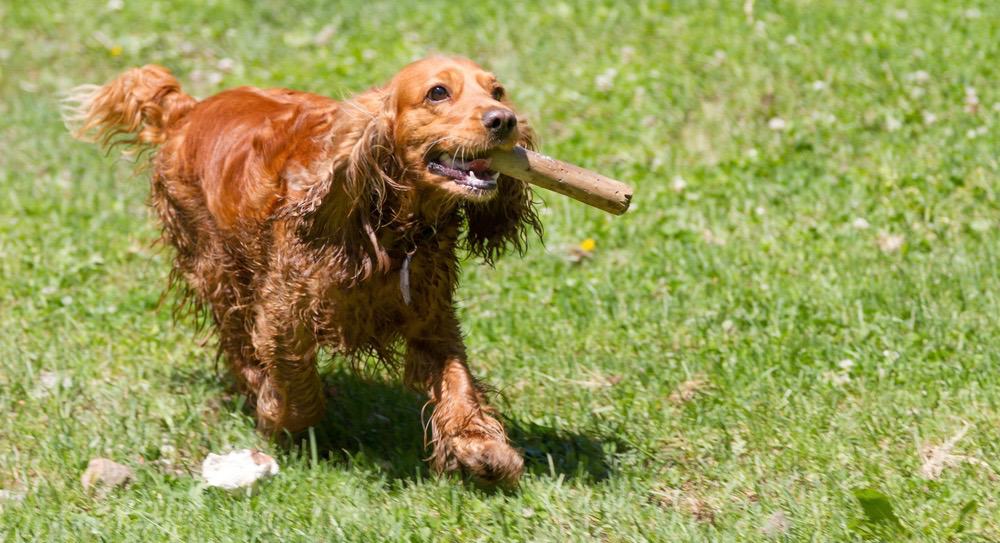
[490,146,633,215]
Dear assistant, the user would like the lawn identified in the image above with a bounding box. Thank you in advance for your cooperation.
[2,0,999,541]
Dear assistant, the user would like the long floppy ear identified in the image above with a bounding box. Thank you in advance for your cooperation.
[294,90,402,283]
[345,91,402,222]
[462,120,542,265]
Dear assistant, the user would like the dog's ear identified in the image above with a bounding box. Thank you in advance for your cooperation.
[345,91,401,214]
[336,91,404,278]
[293,90,401,282]
[462,119,542,265]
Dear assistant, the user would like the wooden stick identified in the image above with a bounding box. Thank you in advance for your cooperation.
[490,146,633,215]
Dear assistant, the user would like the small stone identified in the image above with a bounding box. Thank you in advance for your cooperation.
[669,375,710,405]
[33,371,72,398]
[731,435,747,457]
[877,232,905,253]
[0,489,26,504]
[907,70,930,84]
[81,458,134,491]
[825,372,851,386]
[701,229,726,246]
[762,510,791,537]
[313,24,337,46]
[39,371,60,389]
[594,68,617,92]
[670,175,688,193]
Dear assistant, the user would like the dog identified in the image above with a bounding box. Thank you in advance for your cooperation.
[65,56,541,486]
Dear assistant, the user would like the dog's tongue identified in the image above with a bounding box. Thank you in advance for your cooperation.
[467,158,491,174]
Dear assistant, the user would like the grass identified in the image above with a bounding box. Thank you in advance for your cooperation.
[2,0,1000,540]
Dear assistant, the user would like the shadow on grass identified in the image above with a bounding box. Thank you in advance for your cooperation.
[290,370,615,484]
[170,363,616,484]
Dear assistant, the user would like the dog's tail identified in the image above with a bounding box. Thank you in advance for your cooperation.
[62,65,196,153]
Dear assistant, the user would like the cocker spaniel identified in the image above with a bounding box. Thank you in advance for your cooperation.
[66,56,541,486]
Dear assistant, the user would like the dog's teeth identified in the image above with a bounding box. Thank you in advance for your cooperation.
[488,172,499,181]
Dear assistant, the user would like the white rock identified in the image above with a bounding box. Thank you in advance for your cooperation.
[31,370,71,398]
[761,510,791,537]
[907,70,930,84]
[594,68,617,92]
[81,458,134,491]
[39,371,60,389]
[877,232,905,253]
[0,489,25,503]
[202,449,279,490]
[670,175,687,193]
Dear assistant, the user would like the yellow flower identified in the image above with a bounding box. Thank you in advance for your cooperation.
[579,238,596,252]
[109,45,123,57]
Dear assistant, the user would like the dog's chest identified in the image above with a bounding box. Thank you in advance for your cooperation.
[317,229,461,348]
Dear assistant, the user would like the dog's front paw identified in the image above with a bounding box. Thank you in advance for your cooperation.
[436,433,524,487]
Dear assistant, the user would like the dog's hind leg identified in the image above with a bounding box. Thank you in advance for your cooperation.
[216,305,267,397]
[250,297,326,435]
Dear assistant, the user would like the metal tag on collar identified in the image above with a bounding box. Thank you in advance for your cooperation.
[400,249,415,305]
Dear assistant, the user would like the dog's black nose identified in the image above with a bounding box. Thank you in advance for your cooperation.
[482,108,517,138]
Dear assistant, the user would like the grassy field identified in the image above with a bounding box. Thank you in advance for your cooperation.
[2,0,1000,540]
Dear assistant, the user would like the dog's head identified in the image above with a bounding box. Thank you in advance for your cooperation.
[388,56,531,203]
[348,56,540,263]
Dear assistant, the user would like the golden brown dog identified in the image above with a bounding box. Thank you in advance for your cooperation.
[66,56,540,485]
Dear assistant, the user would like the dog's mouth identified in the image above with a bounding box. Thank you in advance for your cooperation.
[427,152,499,192]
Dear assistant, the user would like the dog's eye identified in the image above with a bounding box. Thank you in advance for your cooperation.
[492,87,505,101]
[427,85,450,102]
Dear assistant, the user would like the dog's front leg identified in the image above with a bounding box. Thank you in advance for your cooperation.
[405,330,523,486]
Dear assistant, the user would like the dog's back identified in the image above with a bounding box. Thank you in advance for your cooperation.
[64,66,339,230]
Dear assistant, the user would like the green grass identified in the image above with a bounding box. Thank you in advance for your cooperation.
[2,0,1000,540]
